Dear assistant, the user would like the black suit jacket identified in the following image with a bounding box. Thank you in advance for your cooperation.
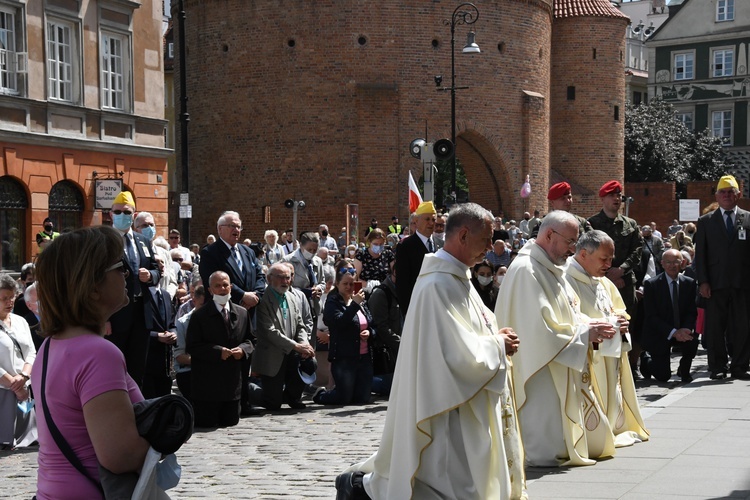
[642,273,697,355]
[186,302,254,401]
[145,289,176,376]
[199,240,266,311]
[109,231,160,333]
[695,208,750,291]
[395,233,430,316]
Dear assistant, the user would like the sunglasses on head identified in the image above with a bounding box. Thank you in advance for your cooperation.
[338,268,356,276]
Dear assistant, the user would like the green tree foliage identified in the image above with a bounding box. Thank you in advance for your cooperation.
[418,158,468,210]
[625,98,732,183]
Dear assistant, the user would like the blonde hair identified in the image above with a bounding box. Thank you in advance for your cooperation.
[35,226,124,337]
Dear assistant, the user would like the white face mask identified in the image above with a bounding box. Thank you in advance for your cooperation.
[301,248,314,261]
[495,275,505,285]
[433,232,445,242]
[212,293,231,306]
[477,276,493,287]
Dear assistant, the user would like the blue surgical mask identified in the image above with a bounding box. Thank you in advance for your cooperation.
[370,244,383,254]
[113,213,134,231]
[141,226,156,241]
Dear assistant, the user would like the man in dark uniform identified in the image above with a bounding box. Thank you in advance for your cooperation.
[588,180,643,372]
[547,182,592,236]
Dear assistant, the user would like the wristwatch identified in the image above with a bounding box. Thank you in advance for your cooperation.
[20,373,30,381]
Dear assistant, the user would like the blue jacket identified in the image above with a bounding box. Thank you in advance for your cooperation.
[323,289,373,361]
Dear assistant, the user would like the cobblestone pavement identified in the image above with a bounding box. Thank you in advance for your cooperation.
[1,349,708,499]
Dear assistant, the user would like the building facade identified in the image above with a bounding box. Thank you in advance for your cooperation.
[0,0,169,271]
[649,0,750,192]
[173,0,630,242]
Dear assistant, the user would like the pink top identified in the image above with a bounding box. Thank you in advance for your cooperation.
[31,334,143,500]
[357,310,369,355]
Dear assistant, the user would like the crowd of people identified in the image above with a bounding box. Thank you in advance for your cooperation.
[0,173,745,499]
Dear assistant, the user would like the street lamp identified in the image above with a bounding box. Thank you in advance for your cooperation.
[437,2,480,199]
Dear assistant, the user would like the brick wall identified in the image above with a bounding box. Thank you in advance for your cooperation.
[174,0,555,243]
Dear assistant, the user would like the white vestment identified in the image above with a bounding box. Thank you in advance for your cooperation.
[349,250,526,499]
[564,259,650,447]
[495,242,615,467]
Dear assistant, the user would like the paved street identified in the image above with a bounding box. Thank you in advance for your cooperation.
[6,348,750,499]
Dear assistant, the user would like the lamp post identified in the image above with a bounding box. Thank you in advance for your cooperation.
[438,2,480,199]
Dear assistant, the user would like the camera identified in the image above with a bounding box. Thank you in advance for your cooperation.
[434,75,443,87]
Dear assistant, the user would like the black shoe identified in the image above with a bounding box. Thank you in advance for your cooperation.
[731,371,750,381]
[710,371,727,380]
[335,471,370,500]
[241,406,261,417]
[679,371,693,383]
[312,387,327,404]
[639,353,652,380]
[287,400,307,410]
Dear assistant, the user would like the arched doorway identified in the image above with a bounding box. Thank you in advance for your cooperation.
[0,176,28,271]
[49,180,85,233]
[455,129,511,216]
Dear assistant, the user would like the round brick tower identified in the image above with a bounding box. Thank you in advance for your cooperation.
[550,0,629,217]
[174,0,553,240]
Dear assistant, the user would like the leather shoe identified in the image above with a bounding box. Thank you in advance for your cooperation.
[678,371,693,383]
[335,471,370,500]
[286,399,307,410]
[710,371,727,380]
[639,353,652,380]
[731,371,750,381]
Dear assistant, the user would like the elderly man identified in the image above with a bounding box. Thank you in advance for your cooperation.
[395,201,437,316]
[338,203,525,500]
[318,224,339,254]
[317,247,335,267]
[694,175,750,380]
[250,263,315,410]
[564,230,649,447]
[486,239,511,268]
[106,191,160,387]
[547,181,591,236]
[641,249,700,383]
[186,271,253,428]
[283,232,325,319]
[496,211,618,467]
[199,210,266,413]
[640,224,664,276]
[135,211,179,300]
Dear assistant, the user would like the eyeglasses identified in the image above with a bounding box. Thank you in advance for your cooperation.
[112,210,133,215]
[338,268,357,276]
[551,229,578,248]
[105,259,130,278]
[172,257,183,262]
[168,236,179,240]
[139,223,155,228]
[0,295,15,304]
[221,224,243,231]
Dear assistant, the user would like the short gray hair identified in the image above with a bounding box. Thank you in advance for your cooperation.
[0,273,17,293]
[153,236,169,251]
[300,231,320,246]
[135,211,153,227]
[217,211,240,229]
[24,282,37,303]
[445,203,493,238]
[575,230,613,255]
[264,229,278,240]
[538,211,577,236]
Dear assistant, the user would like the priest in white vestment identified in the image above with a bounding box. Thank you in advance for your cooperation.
[337,203,527,500]
[564,230,649,448]
[495,211,618,467]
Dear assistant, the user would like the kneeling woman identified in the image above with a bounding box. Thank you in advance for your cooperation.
[314,261,373,405]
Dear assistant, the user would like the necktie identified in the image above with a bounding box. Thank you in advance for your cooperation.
[726,211,734,237]
[222,307,230,329]
[124,234,137,273]
[232,246,244,275]
[671,280,680,329]
[427,238,434,253]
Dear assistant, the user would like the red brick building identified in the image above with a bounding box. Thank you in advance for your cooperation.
[174,0,628,241]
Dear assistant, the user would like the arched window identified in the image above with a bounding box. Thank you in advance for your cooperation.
[0,176,28,271]
[49,180,84,233]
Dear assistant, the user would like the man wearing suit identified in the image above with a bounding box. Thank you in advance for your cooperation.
[186,271,254,428]
[199,210,266,412]
[107,191,161,387]
[282,232,325,321]
[395,201,437,317]
[694,175,750,380]
[250,263,315,410]
[641,249,699,383]
[142,270,178,399]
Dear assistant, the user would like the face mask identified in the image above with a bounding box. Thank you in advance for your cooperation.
[44,225,53,232]
[348,250,356,257]
[477,276,493,287]
[301,248,314,261]
[495,275,505,285]
[141,226,156,241]
[112,213,133,231]
[212,293,231,306]
[370,244,383,254]
[433,232,445,242]
[321,230,329,237]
